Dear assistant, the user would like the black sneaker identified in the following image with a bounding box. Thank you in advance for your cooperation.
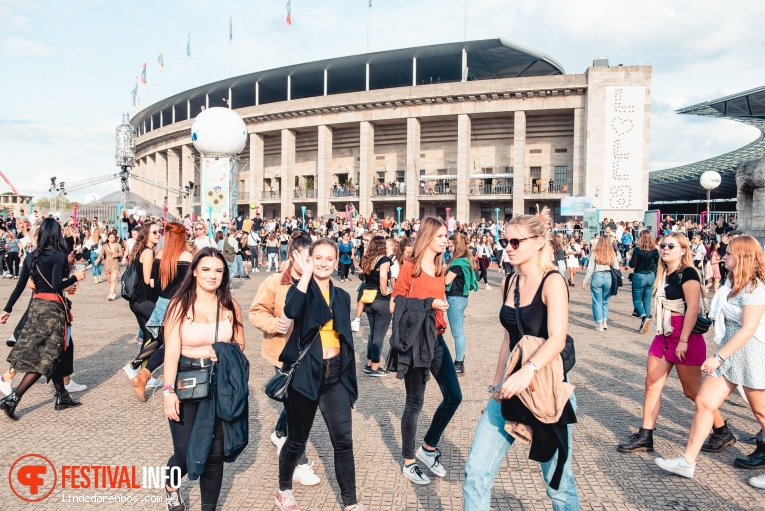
[368,368,389,377]
[362,365,372,374]
[454,361,465,374]
[701,421,736,453]
[165,488,186,511]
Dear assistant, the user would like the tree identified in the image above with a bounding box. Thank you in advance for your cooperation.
[33,197,75,211]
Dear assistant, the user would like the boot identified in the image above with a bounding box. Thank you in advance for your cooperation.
[734,441,765,469]
[54,389,81,411]
[1,391,19,421]
[701,420,736,453]
[131,368,150,402]
[617,427,654,453]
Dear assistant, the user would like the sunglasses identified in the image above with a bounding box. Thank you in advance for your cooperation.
[150,230,160,235]
[195,227,204,231]
[506,236,539,249]
[659,243,677,250]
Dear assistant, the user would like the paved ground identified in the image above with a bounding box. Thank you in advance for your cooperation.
[0,268,764,511]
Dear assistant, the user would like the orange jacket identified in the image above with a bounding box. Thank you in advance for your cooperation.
[248,267,294,367]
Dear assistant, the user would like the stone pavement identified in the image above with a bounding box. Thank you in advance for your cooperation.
[0,269,763,511]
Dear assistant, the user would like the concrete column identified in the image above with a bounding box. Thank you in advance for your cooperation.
[405,117,421,219]
[359,121,374,217]
[317,125,332,217]
[366,63,370,91]
[324,69,328,96]
[172,105,176,124]
[228,88,232,109]
[167,149,181,214]
[456,114,471,223]
[281,129,296,218]
[250,134,264,209]
[150,116,154,131]
[287,76,291,101]
[512,111,527,217]
[187,100,190,120]
[205,94,209,109]
[412,57,417,86]
[181,145,194,215]
[155,151,168,206]
[572,107,584,196]
[160,111,163,128]
[255,82,259,106]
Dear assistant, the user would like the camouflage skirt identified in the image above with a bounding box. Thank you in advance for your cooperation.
[7,298,67,380]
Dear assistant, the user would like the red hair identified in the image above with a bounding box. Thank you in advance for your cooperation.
[159,222,188,289]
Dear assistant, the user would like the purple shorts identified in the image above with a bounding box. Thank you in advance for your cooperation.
[648,315,706,366]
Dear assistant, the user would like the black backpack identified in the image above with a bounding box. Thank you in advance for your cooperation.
[121,261,143,301]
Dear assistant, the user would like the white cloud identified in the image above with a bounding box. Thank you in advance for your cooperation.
[1,35,56,57]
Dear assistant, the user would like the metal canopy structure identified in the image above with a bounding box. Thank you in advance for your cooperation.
[131,38,564,133]
[648,86,765,204]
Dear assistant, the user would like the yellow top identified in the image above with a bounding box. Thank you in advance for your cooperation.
[319,289,341,348]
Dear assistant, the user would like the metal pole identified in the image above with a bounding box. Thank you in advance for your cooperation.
[301,205,306,229]
[495,207,500,238]
[397,207,402,236]
[445,207,451,235]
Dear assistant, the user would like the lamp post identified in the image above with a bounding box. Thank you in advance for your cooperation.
[117,204,124,239]
[445,207,451,235]
[700,171,721,227]
[28,203,34,215]
[396,206,402,237]
[301,205,306,229]
[494,207,500,238]
[208,206,214,236]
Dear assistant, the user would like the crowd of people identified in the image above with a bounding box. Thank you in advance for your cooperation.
[0,206,763,511]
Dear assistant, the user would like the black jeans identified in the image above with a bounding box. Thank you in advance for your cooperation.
[166,361,224,511]
[477,258,488,284]
[338,261,351,280]
[401,334,463,459]
[274,367,308,466]
[280,356,356,506]
[249,247,259,268]
[129,299,158,370]
[365,299,392,364]
[6,252,20,276]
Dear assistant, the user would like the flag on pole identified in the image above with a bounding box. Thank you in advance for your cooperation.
[131,78,138,106]
[186,32,191,57]
[285,0,291,25]
[157,50,164,71]
[229,15,233,41]
[369,0,372,6]
[140,62,146,84]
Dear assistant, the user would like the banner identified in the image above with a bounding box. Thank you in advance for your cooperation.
[583,210,600,242]
[201,157,231,226]
[561,196,594,216]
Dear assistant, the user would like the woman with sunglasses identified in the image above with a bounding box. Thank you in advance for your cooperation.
[464,212,579,510]
[582,236,620,331]
[192,221,216,251]
[617,233,733,455]
[654,235,765,489]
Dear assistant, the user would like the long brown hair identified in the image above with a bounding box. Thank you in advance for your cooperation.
[449,233,477,269]
[159,222,188,289]
[727,235,765,297]
[395,237,413,263]
[593,237,616,265]
[361,236,388,274]
[130,221,155,261]
[411,216,446,277]
[638,230,656,251]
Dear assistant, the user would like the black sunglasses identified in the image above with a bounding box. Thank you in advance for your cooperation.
[659,243,677,249]
[506,236,539,249]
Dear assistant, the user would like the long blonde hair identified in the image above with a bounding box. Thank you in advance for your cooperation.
[728,235,765,298]
[593,237,616,265]
[654,232,697,293]
[505,212,556,274]
[411,216,446,277]
[637,230,656,251]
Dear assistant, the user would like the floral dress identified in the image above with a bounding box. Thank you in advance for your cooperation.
[717,281,765,389]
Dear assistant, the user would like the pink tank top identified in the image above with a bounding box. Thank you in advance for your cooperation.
[180,314,234,358]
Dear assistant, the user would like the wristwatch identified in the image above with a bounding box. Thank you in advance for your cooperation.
[524,360,539,375]
[715,353,725,364]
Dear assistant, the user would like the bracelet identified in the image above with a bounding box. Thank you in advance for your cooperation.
[524,360,539,375]
[487,385,497,394]
[162,384,174,391]
[678,340,688,344]
[715,353,725,363]
[163,388,176,397]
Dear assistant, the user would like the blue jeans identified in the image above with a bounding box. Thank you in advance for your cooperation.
[227,260,236,283]
[632,272,655,318]
[463,396,579,511]
[590,271,612,323]
[234,254,244,277]
[89,250,102,277]
[446,295,468,362]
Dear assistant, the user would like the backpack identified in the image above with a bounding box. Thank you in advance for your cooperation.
[121,261,143,301]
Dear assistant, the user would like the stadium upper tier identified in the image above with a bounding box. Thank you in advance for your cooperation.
[130,38,564,133]
[648,86,765,204]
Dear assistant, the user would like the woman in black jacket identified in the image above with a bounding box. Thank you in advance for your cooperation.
[629,230,660,334]
[276,238,365,511]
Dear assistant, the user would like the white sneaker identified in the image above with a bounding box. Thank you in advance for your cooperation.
[65,379,87,393]
[145,377,163,388]
[351,318,361,332]
[402,463,430,485]
[271,430,287,454]
[750,474,765,489]
[486,284,492,290]
[292,462,320,486]
[595,323,604,332]
[122,363,140,380]
[416,446,446,477]
[654,454,695,479]
[603,319,608,330]
[0,377,12,396]
[255,268,260,272]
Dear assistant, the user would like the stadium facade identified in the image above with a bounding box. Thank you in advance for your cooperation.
[130,38,651,222]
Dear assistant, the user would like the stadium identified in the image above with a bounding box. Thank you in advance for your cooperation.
[129,38,652,223]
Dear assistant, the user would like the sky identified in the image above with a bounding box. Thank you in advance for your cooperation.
[1,0,764,203]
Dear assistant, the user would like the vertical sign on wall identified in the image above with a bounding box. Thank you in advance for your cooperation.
[603,86,646,211]
[201,156,231,225]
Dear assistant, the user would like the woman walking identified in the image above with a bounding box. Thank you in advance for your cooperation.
[445,233,478,374]
[0,218,86,420]
[654,235,765,490]
[162,247,246,511]
[630,230,660,333]
[706,241,722,294]
[266,232,280,272]
[94,231,124,300]
[617,233,733,455]
[360,236,392,377]
[463,213,579,510]
[275,239,366,511]
[389,217,462,485]
[565,237,580,286]
[474,234,492,290]
[583,236,620,331]
[5,232,21,278]
[337,231,355,282]
[86,227,104,284]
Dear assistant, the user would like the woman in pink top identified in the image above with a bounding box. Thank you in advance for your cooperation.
[161,247,245,511]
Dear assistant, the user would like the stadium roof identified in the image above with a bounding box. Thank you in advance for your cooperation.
[131,38,564,131]
[648,85,765,204]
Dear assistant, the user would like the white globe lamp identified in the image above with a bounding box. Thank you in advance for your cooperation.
[191,107,247,156]
[700,170,721,224]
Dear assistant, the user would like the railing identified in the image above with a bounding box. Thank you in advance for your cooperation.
[261,191,282,200]
[237,191,250,202]
[372,185,406,197]
[469,178,512,195]
[525,182,572,194]
[418,178,457,196]
[329,188,359,198]
[293,188,317,199]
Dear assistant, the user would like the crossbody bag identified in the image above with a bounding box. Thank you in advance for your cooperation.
[175,306,219,401]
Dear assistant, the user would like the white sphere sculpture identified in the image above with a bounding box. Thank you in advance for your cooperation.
[700,170,721,190]
[191,107,247,155]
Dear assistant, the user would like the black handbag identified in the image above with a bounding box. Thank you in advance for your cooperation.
[265,331,320,402]
[175,307,219,402]
[693,288,712,334]
[120,261,143,301]
[512,274,576,374]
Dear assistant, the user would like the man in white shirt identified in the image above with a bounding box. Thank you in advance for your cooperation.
[447,216,456,235]
[246,230,260,273]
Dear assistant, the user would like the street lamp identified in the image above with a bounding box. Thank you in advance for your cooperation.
[494,207,500,238]
[301,205,307,229]
[700,171,721,226]
[396,206,402,236]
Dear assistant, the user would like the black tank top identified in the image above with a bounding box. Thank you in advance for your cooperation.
[499,271,561,351]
